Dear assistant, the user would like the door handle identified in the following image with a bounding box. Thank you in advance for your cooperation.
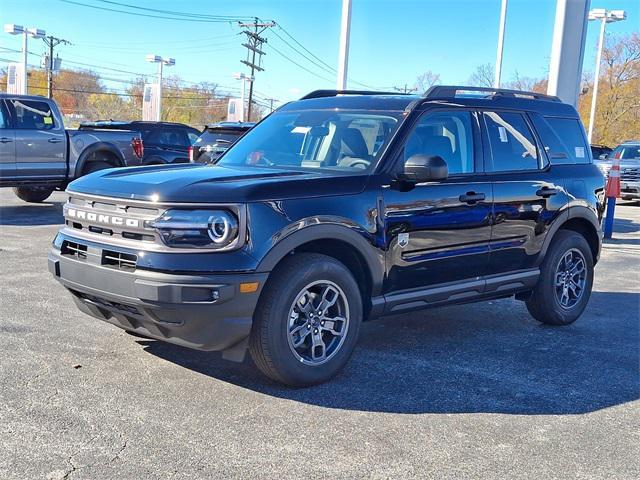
[48,138,63,143]
[459,192,486,204]
[536,187,559,198]
[0,137,12,143]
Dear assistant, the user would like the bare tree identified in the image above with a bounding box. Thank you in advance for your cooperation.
[467,63,494,87]
[415,70,441,93]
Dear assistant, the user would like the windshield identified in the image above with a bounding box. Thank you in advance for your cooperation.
[197,131,244,146]
[216,110,402,173]
[611,144,640,160]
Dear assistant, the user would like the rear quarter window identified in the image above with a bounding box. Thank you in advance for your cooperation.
[530,114,589,164]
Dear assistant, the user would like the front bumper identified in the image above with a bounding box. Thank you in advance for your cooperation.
[620,181,640,199]
[49,246,268,352]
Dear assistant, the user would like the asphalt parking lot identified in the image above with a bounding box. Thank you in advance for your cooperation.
[0,187,638,480]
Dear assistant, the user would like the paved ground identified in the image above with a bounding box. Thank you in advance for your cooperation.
[0,187,638,480]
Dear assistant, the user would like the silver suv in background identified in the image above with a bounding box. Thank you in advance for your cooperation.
[595,140,640,201]
[0,94,143,203]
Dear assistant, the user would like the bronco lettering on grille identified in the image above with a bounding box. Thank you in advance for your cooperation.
[67,207,140,228]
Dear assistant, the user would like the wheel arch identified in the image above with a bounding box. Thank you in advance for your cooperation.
[541,207,602,265]
[75,143,125,177]
[256,225,384,319]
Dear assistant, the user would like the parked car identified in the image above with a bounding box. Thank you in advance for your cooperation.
[590,143,612,160]
[80,120,201,165]
[190,121,255,163]
[49,86,605,386]
[0,94,143,203]
[595,140,640,201]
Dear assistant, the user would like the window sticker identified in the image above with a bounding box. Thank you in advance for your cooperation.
[575,146,585,158]
[43,117,53,125]
[498,126,508,143]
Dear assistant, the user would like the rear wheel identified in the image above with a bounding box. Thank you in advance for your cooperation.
[249,253,362,386]
[81,160,113,176]
[12,186,55,203]
[526,230,594,325]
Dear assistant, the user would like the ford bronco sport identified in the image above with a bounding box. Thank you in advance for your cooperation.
[49,86,605,386]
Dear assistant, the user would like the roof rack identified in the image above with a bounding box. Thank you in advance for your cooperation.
[424,85,561,102]
[300,89,409,100]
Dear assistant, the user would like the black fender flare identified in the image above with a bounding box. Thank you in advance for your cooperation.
[75,142,125,177]
[538,205,602,264]
[256,223,385,296]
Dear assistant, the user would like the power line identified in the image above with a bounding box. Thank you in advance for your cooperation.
[239,18,275,121]
[59,0,252,23]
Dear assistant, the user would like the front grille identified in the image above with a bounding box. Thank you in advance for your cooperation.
[61,241,88,260]
[64,193,163,246]
[102,249,137,271]
[621,168,640,182]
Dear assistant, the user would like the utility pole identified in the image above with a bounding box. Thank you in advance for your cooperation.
[393,84,417,94]
[336,0,352,89]
[42,35,70,98]
[265,98,277,113]
[239,18,274,121]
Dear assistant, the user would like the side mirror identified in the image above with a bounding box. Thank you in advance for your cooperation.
[599,153,608,160]
[402,154,448,183]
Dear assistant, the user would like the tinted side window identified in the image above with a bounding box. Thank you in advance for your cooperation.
[404,110,475,175]
[10,99,56,130]
[544,116,589,164]
[145,129,190,147]
[0,102,7,129]
[484,111,538,171]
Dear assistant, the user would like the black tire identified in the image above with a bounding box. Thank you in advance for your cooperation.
[81,160,114,176]
[249,253,363,386]
[12,186,55,203]
[526,230,594,325]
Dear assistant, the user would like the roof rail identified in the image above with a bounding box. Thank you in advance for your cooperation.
[300,89,409,100]
[424,85,561,102]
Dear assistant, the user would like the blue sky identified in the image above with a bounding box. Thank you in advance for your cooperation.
[1,0,638,105]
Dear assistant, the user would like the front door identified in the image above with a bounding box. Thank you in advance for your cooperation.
[7,98,66,179]
[382,108,492,295]
[0,100,16,179]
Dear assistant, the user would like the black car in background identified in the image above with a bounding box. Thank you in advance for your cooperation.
[190,121,255,163]
[590,143,612,160]
[80,121,201,165]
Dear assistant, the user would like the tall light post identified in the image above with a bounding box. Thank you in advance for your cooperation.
[146,54,175,122]
[336,0,352,90]
[587,8,626,142]
[4,24,46,94]
[494,0,508,88]
[233,72,253,122]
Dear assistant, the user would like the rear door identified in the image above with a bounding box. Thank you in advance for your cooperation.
[480,110,569,276]
[0,100,16,179]
[383,108,493,294]
[7,98,66,179]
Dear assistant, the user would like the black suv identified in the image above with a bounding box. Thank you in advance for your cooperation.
[49,86,605,386]
[80,121,201,165]
[190,121,255,163]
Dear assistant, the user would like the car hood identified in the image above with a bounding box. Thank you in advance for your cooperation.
[67,163,369,203]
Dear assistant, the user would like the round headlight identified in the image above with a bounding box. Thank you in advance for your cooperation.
[208,213,237,244]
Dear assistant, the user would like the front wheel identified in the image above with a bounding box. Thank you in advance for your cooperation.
[12,186,55,203]
[526,230,594,325]
[249,253,362,386]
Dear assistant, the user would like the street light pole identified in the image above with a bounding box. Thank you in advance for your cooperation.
[494,0,508,88]
[146,55,175,122]
[336,0,352,90]
[4,24,45,94]
[586,9,626,142]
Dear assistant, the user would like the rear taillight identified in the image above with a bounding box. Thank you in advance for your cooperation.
[131,137,144,159]
[188,146,194,163]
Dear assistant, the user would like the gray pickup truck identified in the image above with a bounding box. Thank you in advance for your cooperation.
[0,94,143,203]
